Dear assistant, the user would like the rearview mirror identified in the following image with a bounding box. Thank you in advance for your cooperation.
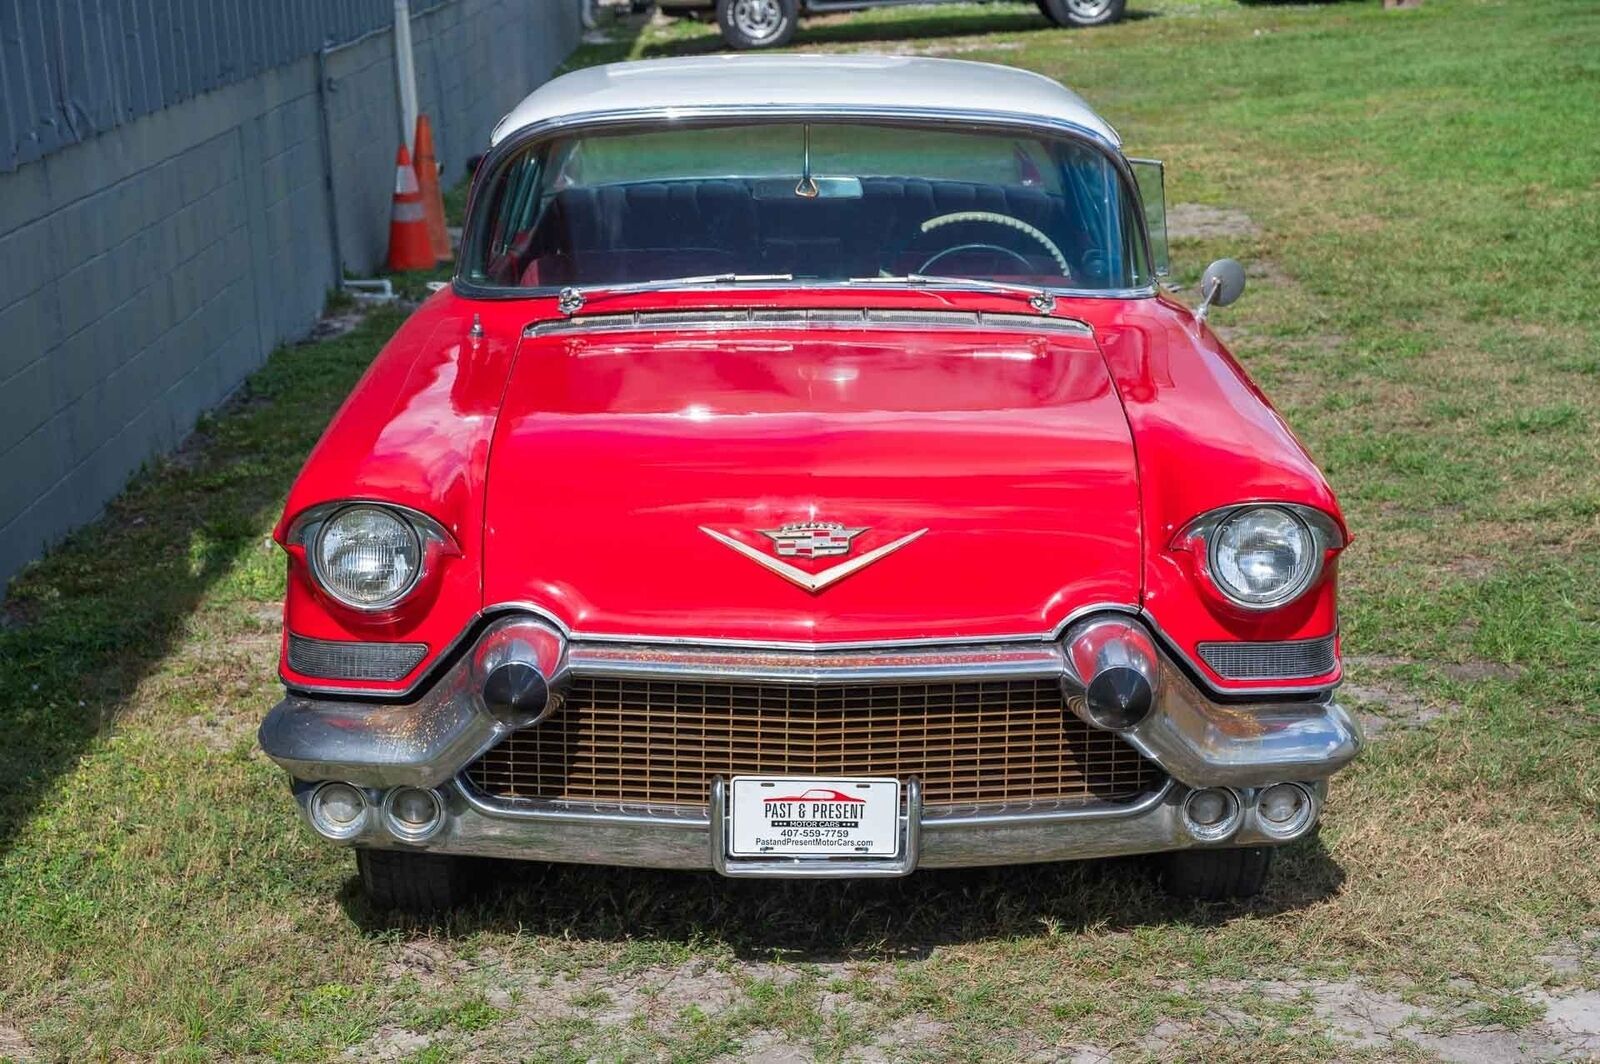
[1197,258,1246,323]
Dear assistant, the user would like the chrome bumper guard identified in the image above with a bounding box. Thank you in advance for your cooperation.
[262,613,1361,873]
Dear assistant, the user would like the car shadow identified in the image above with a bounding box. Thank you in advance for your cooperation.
[0,471,281,858]
[344,836,1344,958]
[0,312,406,859]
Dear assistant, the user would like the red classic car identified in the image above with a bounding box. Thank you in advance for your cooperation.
[260,55,1362,911]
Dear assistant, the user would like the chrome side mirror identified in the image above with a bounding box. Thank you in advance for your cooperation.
[1196,258,1246,324]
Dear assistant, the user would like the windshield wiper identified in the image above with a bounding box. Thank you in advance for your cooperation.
[846,273,1058,313]
[558,274,794,314]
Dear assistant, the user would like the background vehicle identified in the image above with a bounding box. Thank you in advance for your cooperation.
[656,0,1128,51]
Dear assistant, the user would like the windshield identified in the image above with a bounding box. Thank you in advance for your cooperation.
[467,121,1151,293]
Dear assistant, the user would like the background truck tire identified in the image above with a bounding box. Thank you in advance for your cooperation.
[1162,846,1275,900]
[1038,0,1127,28]
[716,0,798,49]
[357,849,472,913]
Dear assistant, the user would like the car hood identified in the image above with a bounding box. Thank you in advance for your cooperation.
[482,324,1141,643]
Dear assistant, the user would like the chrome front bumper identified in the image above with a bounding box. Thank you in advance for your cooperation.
[260,613,1362,874]
[288,775,1330,875]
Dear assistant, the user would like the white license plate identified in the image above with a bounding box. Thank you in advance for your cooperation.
[728,777,900,858]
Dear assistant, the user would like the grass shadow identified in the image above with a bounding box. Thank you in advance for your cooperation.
[345,837,1344,958]
[0,309,407,857]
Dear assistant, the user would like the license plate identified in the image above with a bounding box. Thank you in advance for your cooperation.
[728,777,900,858]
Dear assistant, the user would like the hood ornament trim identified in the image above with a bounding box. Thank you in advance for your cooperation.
[701,526,928,594]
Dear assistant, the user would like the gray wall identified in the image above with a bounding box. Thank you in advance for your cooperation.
[1,1,456,176]
[0,0,581,588]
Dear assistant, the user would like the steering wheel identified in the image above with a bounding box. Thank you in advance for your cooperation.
[913,211,1072,278]
[920,243,1034,274]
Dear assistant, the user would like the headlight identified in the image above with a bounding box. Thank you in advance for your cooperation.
[1208,506,1316,607]
[310,505,423,609]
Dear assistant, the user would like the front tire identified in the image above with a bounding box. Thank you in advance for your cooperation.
[357,849,473,913]
[1038,0,1126,28]
[1162,846,1275,900]
[716,0,797,49]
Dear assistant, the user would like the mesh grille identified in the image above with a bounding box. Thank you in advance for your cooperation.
[286,634,427,682]
[466,677,1163,807]
[1197,635,1337,680]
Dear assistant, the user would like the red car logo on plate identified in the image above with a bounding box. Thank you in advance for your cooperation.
[768,788,865,803]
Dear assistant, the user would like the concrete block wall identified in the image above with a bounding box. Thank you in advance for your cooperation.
[326,0,582,276]
[0,0,580,588]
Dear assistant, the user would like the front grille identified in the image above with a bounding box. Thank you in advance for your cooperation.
[466,677,1163,808]
[1197,635,1338,680]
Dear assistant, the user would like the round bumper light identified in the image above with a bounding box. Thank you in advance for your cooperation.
[1255,782,1315,839]
[483,661,550,729]
[1182,787,1242,842]
[309,781,369,840]
[383,787,445,842]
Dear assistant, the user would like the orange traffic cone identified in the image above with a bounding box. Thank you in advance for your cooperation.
[414,114,452,261]
[387,144,436,271]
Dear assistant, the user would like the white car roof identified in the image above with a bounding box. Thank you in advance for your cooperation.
[490,54,1121,148]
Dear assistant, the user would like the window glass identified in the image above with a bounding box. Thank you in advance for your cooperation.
[467,122,1146,291]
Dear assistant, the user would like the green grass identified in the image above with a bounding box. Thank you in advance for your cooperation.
[3,0,1599,1059]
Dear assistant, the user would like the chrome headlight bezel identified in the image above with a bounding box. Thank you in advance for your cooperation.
[1174,503,1344,612]
[287,502,450,612]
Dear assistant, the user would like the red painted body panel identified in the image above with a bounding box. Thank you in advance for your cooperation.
[276,286,1346,696]
[1090,292,1345,689]
[482,324,1141,643]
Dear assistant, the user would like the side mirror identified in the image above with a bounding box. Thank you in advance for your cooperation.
[1196,258,1246,323]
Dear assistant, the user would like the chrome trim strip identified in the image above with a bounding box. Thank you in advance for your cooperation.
[453,777,1175,829]
[919,779,1174,826]
[569,601,1139,651]
[490,102,1123,158]
[492,98,1123,151]
[565,640,1067,685]
[455,779,710,828]
[527,307,1095,338]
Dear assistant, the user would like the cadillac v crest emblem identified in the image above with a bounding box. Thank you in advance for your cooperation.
[761,522,866,559]
[699,521,928,594]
